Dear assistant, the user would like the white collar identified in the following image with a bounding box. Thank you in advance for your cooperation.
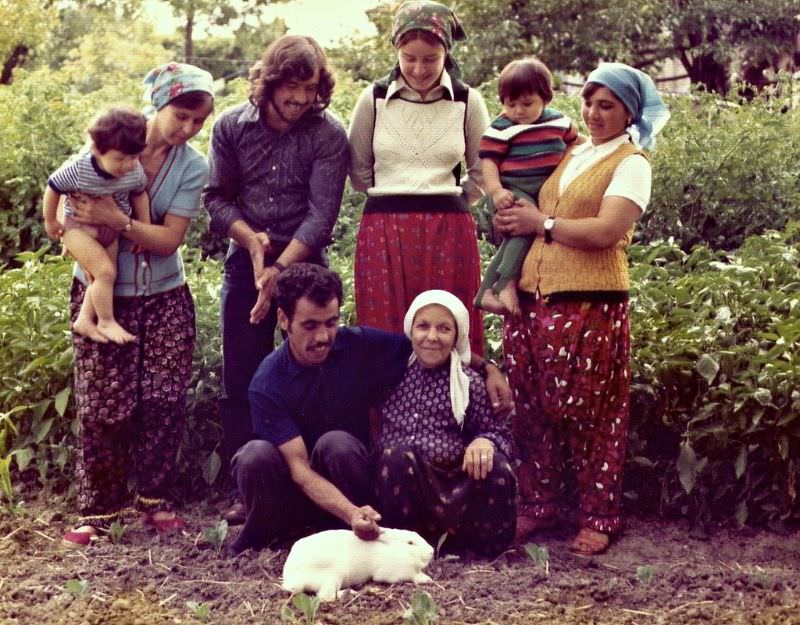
[571,133,632,157]
[385,71,455,102]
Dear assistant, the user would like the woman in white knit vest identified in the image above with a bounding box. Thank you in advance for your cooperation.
[495,63,670,556]
[347,0,490,355]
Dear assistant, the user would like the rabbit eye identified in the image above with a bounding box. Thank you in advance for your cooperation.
[407,540,414,545]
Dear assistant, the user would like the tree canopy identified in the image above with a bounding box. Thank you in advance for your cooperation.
[332,0,799,93]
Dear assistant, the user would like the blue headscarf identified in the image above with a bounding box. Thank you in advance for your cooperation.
[586,62,670,150]
[142,63,214,114]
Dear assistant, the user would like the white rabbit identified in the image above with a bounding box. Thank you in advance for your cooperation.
[281,527,434,601]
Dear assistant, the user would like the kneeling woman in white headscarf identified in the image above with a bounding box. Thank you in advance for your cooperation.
[375,290,517,556]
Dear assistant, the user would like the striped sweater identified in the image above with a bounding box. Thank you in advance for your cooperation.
[478,108,579,198]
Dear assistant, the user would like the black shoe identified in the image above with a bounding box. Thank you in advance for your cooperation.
[222,501,246,526]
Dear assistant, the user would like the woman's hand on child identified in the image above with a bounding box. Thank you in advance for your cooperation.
[69,193,128,230]
[494,197,543,237]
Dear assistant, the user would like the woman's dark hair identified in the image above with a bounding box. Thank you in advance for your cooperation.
[396,29,445,50]
[581,81,629,113]
[274,263,343,321]
[498,58,553,104]
[249,35,335,112]
[88,106,147,155]
[168,90,215,111]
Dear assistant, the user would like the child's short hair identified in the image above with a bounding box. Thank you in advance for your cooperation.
[498,58,553,104]
[88,106,147,155]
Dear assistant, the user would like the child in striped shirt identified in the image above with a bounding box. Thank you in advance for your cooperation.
[43,106,150,344]
[475,58,582,315]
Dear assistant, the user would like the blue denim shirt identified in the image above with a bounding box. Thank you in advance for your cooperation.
[248,326,412,450]
[203,102,349,250]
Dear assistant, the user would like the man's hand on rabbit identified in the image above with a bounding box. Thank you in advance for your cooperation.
[350,505,381,540]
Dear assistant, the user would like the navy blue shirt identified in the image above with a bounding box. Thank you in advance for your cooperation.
[248,326,412,450]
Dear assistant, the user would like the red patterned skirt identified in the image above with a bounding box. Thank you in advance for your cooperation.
[354,211,484,354]
[502,292,631,534]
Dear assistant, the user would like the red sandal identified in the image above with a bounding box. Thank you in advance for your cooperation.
[141,512,186,533]
[62,525,99,547]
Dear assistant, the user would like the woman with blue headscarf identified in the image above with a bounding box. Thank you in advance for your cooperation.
[494,62,669,555]
[60,63,215,546]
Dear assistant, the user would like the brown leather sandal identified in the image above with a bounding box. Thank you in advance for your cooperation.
[569,527,610,556]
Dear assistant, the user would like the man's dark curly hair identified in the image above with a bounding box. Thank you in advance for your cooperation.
[274,263,343,321]
[248,35,335,113]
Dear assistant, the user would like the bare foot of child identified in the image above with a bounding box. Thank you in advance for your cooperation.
[73,317,110,343]
[97,320,136,344]
[477,289,510,315]
[497,281,521,316]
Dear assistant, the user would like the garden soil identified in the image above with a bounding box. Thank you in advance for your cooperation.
[1,495,798,625]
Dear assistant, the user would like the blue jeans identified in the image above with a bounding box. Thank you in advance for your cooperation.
[219,244,325,463]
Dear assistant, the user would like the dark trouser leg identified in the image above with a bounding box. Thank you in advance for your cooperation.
[219,248,277,463]
[454,451,517,556]
[230,432,371,553]
[229,440,296,553]
[134,285,196,510]
[310,431,373,509]
[70,281,137,524]
[375,445,435,538]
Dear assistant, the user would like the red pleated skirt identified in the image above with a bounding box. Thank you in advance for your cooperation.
[354,210,484,355]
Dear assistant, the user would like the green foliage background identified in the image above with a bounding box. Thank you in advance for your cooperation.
[0,2,799,528]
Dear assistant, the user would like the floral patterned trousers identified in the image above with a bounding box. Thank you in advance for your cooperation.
[70,281,196,525]
[503,293,631,534]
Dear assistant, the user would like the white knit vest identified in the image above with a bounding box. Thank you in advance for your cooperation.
[369,96,466,196]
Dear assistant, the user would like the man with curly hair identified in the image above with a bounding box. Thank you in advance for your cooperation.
[203,35,349,524]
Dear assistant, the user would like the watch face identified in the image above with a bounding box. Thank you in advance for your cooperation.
[544,218,554,230]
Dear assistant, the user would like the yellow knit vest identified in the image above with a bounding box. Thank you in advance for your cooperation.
[519,142,646,296]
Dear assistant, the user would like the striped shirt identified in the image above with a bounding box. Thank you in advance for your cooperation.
[478,108,578,198]
[48,150,147,217]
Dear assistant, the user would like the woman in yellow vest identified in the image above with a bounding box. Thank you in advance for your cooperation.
[493,63,670,555]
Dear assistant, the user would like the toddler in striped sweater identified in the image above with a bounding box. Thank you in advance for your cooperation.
[475,58,582,315]
[43,106,150,344]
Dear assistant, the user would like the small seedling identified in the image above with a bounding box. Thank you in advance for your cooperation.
[202,519,228,552]
[403,590,438,625]
[64,579,88,597]
[108,520,127,544]
[636,564,655,585]
[186,600,211,623]
[280,592,320,625]
[435,532,449,559]
[524,543,550,576]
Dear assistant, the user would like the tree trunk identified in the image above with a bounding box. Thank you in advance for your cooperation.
[184,3,195,64]
[1,44,29,85]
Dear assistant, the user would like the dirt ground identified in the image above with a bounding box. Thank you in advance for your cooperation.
[1,494,798,625]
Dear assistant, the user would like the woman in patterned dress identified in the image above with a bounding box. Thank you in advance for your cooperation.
[348,0,490,354]
[496,63,670,555]
[375,290,516,556]
[60,63,215,546]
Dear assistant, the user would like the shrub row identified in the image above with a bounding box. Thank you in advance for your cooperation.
[2,227,798,527]
[3,69,800,267]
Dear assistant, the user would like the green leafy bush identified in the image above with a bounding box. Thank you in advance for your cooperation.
[627,224,800,527]
[0,248,224,502]
[0,249,74,499]
[640,86,800,250]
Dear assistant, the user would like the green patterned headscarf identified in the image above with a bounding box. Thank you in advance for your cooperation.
[391,1,466,51]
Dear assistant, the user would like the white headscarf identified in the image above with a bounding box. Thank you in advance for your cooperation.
[403,290,472,426]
